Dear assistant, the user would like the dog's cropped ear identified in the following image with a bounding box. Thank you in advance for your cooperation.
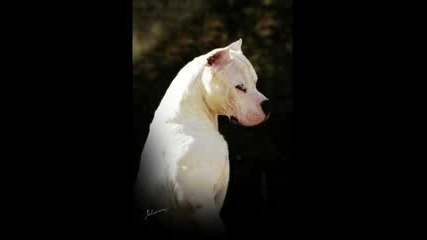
[229,39,242,52]
[207,47,231,68]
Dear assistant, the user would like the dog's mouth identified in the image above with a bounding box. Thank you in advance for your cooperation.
[265,113,270,121]
[230,116,239,125]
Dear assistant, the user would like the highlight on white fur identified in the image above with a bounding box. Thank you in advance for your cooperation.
[229,38,242,52]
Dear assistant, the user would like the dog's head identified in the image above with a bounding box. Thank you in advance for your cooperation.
[201,39,269,126]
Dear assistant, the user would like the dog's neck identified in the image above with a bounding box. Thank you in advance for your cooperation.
[179,81,219,130]
[154,56,219,130]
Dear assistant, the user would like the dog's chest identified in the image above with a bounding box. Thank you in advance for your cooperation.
[169,127,230,184]
[184,131,228,173]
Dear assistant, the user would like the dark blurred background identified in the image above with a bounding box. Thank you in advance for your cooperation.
[132,0,293,236]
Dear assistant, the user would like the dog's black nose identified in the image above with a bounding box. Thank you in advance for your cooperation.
[261,100,270,115]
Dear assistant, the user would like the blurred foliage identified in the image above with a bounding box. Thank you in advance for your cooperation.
[133,0,292,116]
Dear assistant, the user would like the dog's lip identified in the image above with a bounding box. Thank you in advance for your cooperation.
[230,116,239,124]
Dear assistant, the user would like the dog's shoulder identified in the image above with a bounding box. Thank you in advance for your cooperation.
[150,122,228,178]
[162,122,226,148]
[173,127,228,171]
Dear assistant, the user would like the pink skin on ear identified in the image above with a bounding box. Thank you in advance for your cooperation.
[206,39,242,67]
[207,48,231,68]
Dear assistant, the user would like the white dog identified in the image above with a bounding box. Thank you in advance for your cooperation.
[134,39,269,236]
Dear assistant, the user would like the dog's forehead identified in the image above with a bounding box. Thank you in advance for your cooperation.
[231,51,258,83]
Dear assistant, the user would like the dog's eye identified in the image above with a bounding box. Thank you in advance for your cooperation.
[235,84,247,93]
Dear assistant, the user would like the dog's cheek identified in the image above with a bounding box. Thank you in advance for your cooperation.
[224,93,236,116]
[229,97,243,119]
[205,74,222,94]
[205,84,227,113]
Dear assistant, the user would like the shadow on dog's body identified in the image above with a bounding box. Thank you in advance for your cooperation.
[134,40,269,237]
